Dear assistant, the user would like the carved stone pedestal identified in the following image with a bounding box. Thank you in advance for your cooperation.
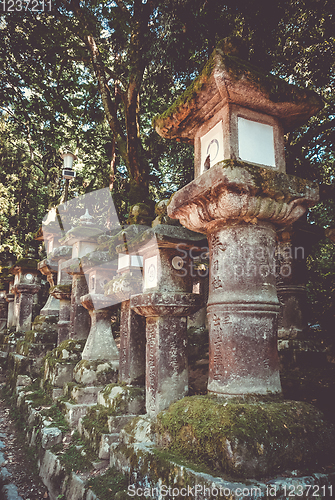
[61,258,90,341]
[131,293,201,415]
[168,162,319,396]
[80,294,119,364]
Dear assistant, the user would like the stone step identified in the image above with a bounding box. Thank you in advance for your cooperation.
[44,361,75,387]
[99,433,119,460]
[97,384,145,415]
[108,414,137,433]
[59,401,96,429]
[64,384,104,405]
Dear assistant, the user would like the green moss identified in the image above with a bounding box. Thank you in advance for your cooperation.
[14,258,38,270]
[156,395,333,478]
[40,404,70,432]
[152,54,214,131]
[49,284,72,295]
[16,339,32,356]
[56,443,94,474]
[24,386,53,408]
[33,315,58,326]
[219,160,317,202]
[153,43,322,133]
[82,404,117,436]
[86,467,128,500]
[24,330,35,342]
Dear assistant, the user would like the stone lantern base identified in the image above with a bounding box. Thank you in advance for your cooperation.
[155,395,335,479]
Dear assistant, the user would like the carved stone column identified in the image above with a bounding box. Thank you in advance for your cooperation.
[168,163,318,396]
[131,225,204,414]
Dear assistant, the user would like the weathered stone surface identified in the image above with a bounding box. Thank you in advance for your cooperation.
[65,384,103,404]
[99,433,119,459]
[154,44,323,140]
[276,220,323,340]
[39,449,66,500]
[1,484,23,500]
[107,415,137,434]
[167,163,319,396]
[155,396,335,478]
[111,437,335,500]
[15,284,41,332]
[44,362,74,387]
[60,401,96,428]
[66,268,90,341]
[80,294,119,363]
[41,427,63,450]
[131,292,202,414]
[0,466,11,482]
[73,360,118,386]
[97,385,145,415]
[0,297,8,333]
[63,473,85,500]
[119,300,145,386]
[118,414,155,446]
[167,162,319,232]
[16,375,32,387]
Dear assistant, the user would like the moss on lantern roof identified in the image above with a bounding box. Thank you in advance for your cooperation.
[153,41,323,137]
[13,258,38,270]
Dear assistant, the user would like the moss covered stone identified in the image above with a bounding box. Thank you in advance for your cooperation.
[49,284,72,295]
[154,41,323,140]
[156,395,335,479]
[13,258,38,270]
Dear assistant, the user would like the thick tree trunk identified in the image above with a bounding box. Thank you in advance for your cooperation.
[71,0,151,205]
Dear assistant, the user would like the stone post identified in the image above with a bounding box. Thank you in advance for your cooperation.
[5,290,15,329]
[154,46,322,397]
[0,292,8,332]
[48,246,72,345]
[60,210,104,341]
[104,240,145,386]
[130,224,204,415]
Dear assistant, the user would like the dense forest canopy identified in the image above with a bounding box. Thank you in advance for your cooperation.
[0,0,334,326]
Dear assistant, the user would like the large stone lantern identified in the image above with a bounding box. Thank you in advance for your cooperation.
[156,43,322,397]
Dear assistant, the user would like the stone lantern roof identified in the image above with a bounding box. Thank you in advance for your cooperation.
[154,41,323,142]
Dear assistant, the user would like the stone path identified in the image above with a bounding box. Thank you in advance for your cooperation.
[0,386,50,500]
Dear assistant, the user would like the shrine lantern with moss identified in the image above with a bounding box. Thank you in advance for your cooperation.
[154,39,322,179]
[156,42,322,397]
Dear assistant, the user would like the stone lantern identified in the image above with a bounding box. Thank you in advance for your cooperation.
[37,219,64,319]
[47,245,72,344]
[60,210,104,340]
[79,251,119,364]
[130,222,205,415]
[156,42,322,397]
[104,227,146,386]
[11,257,41,332]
